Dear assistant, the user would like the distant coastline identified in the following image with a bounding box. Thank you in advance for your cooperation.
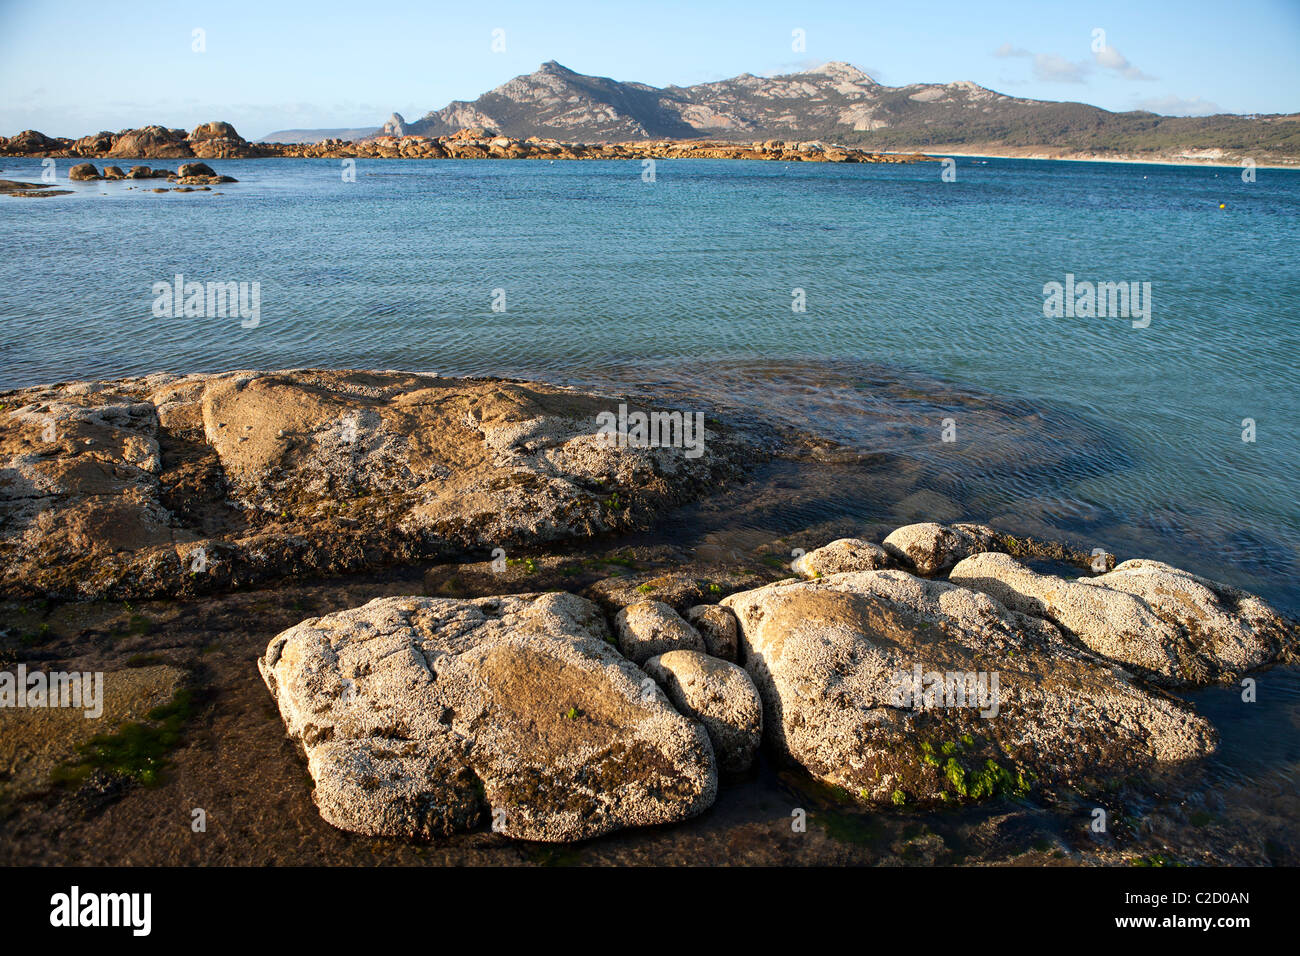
[915,147,1299,171]
[6,121,1291,171]
[0,123,937,166]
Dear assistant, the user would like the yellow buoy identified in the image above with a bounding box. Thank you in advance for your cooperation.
[1219,203,1226,208]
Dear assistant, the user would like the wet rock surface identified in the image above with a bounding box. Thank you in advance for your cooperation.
[0,369,749,600]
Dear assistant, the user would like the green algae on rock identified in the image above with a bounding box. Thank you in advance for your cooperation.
[722,569,1219,807]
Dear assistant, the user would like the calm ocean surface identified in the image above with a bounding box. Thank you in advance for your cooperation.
[2,155,1298,611]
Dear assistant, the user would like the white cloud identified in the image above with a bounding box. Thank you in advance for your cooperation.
[1094,46,1156,81]
[993,42,1090,83]
[993,43,1031,58]
[1033,53,1090,83]
[996,40,1156,84]
[1133,94,1221,116]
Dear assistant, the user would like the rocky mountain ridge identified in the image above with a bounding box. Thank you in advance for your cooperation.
[374,60,1300,164]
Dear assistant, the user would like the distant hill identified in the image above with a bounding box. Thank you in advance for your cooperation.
[257,127,380,144]
[375,60,1300,164]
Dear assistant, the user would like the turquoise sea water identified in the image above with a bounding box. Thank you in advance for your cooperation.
[2,155,1298,610]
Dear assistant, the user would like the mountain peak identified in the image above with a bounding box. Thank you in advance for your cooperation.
[538,60,576,75]
[807,61,876,83]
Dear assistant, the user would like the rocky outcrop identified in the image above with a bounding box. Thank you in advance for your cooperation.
[0,370,748,600]
[1,121,934,165]
[0,179,70,198]
[614,601,707,664]
[186,122,248,159]
[792,537,893,578]
[0,122,261,160]
[949,553,1296,685]
[106,125,193,159]
[723,570,1218,806]
[643,650,762,773]
[258,592,717,841]
[67,163,100,181]
[0,130,65,155]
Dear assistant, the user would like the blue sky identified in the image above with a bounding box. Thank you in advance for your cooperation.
[2,0,1298,138]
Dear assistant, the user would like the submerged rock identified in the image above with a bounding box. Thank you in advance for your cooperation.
[723,570,1217,806]
[949,552,1296,685]
[258,592,717,842]
[643,650,762,773]
[584,567,765,614]
[0,369,748,599]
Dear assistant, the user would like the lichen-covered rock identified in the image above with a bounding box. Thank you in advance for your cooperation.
[949,552,1296,685]
[643,650,762,773]
[722,570,1217,806]
[685,604,739,661]
[792,537,892,578]
[882,522,1001,576]
[614,600,707,664]
[259,591,717,842]
[0,370,748,599]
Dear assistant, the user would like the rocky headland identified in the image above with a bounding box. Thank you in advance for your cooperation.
[2,369,1295,857]
[0,121,935,165]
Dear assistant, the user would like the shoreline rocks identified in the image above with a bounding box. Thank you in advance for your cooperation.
[614,600,707,664]
[792,537,893,578]
[38,160,236,187]
[3,363,1296,845]
[642,650,762,773]
[0,120,937,166]
[258,592,717,841]
[949,552,1295,685]
[0,369,750,600]
[723,569,1220,806]
[251,510,1294,839]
